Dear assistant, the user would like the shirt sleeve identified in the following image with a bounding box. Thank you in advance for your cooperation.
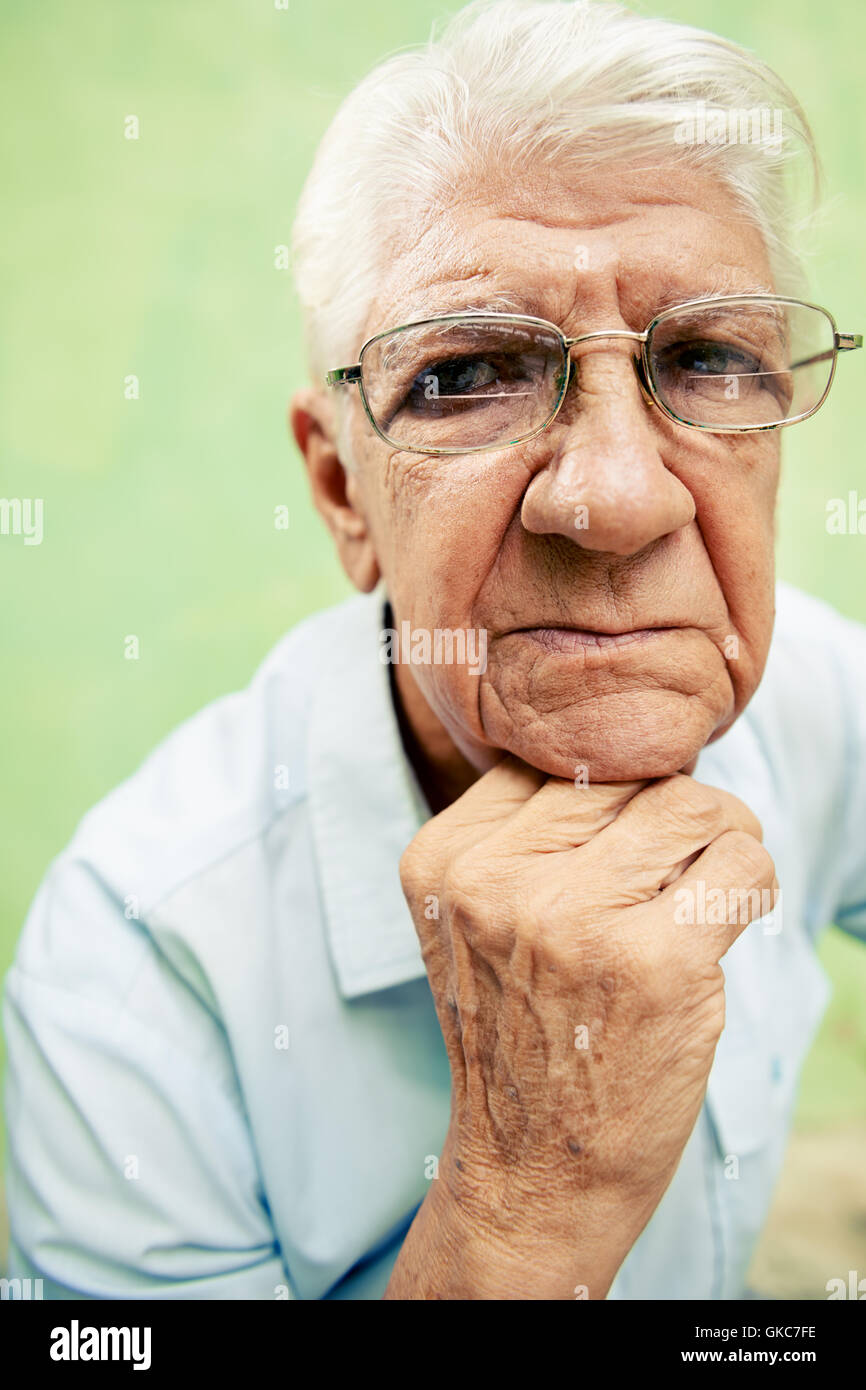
[2,855,295,1300]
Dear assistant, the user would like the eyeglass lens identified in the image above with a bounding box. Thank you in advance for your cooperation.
[359,302,837,451]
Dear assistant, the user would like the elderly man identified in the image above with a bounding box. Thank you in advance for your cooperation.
[4,0,864,1301]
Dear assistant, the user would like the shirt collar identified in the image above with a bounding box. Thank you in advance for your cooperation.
[307,583,431,999]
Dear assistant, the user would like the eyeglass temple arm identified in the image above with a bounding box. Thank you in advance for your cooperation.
[789,334,862,371]
[325,366,361,387]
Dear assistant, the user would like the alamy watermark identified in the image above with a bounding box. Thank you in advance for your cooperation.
[673,881,782,934]
[0,497,43,545]
[673,101,783,153]
[826,491,866,535]
[1,1277,43,1299]
[380,621,488,675]
[826,1270,865,1299]
[49,1320,151,1370]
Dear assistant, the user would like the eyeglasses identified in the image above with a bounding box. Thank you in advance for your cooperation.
[326,296,862,455]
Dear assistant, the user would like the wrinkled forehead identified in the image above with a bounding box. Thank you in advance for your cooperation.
[362,161,775,346]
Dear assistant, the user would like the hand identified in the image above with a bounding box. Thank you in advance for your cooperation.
[388,759,776,1299]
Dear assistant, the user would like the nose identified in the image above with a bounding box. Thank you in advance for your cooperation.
[520,345,695,556]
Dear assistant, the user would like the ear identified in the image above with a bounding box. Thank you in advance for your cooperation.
[289,387,380,593]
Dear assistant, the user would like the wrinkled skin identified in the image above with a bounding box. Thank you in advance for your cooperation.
[291,161,781,1297]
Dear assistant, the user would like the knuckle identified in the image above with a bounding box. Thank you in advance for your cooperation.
[715,830,775,888]
[443,849,528,955]
[398,839,426,896]
[720,793,764,842]
[440,851,493,939]
[656,774,727,836]
[446,844,490,901]
[399,822,448,900]
[442,884,506,955]
[439,877,479,932]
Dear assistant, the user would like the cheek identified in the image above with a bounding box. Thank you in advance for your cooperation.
[365,450,527,620]
[683,439,779,701]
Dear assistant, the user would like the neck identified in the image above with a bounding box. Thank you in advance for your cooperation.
[388,658,479,816]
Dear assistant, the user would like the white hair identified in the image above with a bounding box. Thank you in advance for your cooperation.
[292,0,820,392]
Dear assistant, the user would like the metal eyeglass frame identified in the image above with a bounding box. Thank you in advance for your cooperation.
[325,295,862,456]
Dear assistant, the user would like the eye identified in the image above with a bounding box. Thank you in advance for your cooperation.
[407,355,510,405]
[661,339,762,379]
[364,319,567,445]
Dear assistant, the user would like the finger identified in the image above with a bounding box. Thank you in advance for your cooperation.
[655,828,778,962]
[493,775,648,853]
[415,754,546,858]
[570,775,764,903]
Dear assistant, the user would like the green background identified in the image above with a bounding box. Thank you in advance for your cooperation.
[1,0,864,1286]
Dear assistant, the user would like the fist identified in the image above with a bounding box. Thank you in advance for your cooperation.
[400,759,776,1272]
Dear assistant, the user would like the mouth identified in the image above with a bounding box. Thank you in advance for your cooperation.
[513,626,677,653]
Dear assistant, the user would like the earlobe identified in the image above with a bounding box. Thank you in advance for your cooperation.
[333,470,380,591]
[289,388,381,594]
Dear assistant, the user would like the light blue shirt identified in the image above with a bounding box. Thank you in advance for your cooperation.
[4,582,866,1300]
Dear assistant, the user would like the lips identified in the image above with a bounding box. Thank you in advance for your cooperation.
[515,626,671,652]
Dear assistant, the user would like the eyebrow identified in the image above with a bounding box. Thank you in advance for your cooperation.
[652,275,776,313]
[387,275,777,334]
[392,291,536,323]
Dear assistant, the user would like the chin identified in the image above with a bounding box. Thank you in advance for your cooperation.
[484,697,727,784]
